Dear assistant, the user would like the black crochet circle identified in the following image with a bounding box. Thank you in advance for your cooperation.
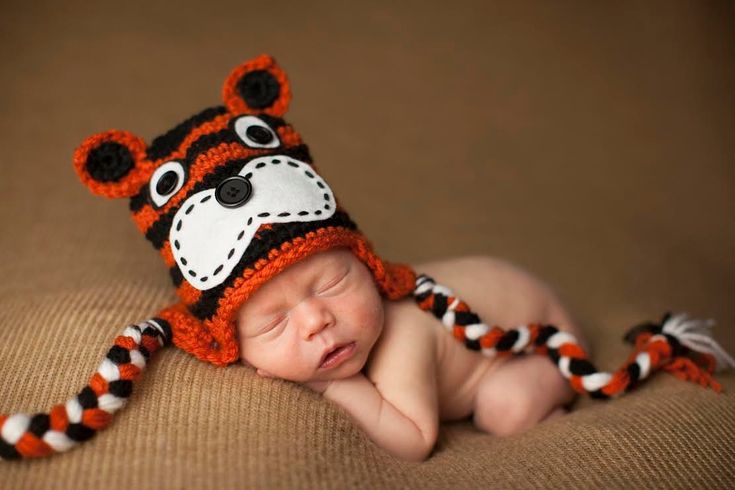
[86,142,134,183]
[237,70,280,109]
[156,170,179,196]
[245,124,274,145]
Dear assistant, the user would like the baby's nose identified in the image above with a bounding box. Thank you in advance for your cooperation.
[294,298,335,339]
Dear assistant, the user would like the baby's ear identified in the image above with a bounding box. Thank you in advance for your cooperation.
[73,129,155,198]
[221,54,291,117]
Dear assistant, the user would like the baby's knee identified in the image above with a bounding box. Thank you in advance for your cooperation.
[473,385,536,437]
[472,356,573,437]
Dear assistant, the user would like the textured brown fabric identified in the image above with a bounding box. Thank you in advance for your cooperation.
[1,0,734,488]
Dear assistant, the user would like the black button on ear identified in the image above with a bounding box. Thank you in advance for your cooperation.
[237,70,280,109]
[245,125,274,145]
[215,176,253,208]
[156,170,179,195]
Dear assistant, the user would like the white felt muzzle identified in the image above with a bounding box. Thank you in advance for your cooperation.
[169,155,336,290]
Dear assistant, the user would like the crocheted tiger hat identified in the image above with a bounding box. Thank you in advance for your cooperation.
[73,54,416,367]
[1,54,733,461]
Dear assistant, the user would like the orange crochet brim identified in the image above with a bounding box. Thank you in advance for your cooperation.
[157,226,416,366]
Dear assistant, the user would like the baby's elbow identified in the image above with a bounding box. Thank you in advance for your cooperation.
[395,438,434,463]
[396,428,437,463]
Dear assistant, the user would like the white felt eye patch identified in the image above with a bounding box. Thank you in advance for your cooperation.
[169,155,336,291]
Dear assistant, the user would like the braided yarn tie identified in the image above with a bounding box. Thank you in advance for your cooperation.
[412,274,734,399]
[0,318,171,460]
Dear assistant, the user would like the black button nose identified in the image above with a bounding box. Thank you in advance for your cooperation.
[215,176,253,208]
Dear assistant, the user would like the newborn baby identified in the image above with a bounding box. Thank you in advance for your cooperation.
[237,247,585,462]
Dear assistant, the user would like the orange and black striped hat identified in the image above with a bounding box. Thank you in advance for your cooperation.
[73,54,416,367]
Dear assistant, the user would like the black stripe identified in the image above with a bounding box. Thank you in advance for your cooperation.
[0,439,20,460]
[66,423,95,442]
[548,348,561,365]
[183,130,241,165]
[534,325,558,346]
[108,380,133,398]
[589,390,610,400]
[77,386,98,410]
[146,106,228,161]
[465,338,481,351]
[188,211,358,320]
[28,413,51,437]
[431,294,448,319]
[414,290,431,303]
[663,333,686,357]
[170,265,184,288]
[107,345,131,365]
[139,344,150,360]
[569,358,597,376]
[496,330,519,351]
[454,310,481,326]
[626,362,641,384]
[150,317,173,345]
[129,190,149,213]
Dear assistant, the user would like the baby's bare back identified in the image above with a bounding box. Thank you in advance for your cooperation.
[365,255,584,425]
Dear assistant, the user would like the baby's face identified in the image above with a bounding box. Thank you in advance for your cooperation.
[237,248,385,383]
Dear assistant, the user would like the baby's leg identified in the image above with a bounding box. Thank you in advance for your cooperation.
[473,353,575,437]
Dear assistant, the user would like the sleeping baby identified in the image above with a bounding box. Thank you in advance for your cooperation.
[237,247,585,462]
[2,54,730,462]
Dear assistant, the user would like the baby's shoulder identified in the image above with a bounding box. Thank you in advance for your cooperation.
[365,298,441,379]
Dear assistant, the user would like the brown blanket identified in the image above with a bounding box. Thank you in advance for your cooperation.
[1,1,733,487]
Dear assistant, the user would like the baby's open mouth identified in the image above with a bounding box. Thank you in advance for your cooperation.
[319,342,356,369]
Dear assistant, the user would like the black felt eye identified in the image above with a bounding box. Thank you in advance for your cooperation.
[156,170,179,196]
[149,161,186,208]
[234,116,280,148]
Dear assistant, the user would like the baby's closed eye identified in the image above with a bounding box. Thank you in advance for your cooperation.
[315,268,350,295]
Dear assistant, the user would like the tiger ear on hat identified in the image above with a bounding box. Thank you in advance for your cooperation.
[73,130,155,198]
[222,54,291,117]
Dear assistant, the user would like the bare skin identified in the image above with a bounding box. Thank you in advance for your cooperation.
[236,248,587,461]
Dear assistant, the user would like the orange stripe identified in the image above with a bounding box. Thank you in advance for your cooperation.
[276,124,303,147]
[559,343,587,359]
[118,364,142,381]
[454,301,469,312]
[15,433,54,458]
[49,405,68,431]
[114,335,137,351]
[89,372,108,397]
[82,409,113,430]
[569,375,586,394]
[527,324,540,345]
[479,327,504,349]
[149,113,232,166]
[140,335,161,354]
[160,240,176,268]
[601,370,629,396]
[132,205,160,235]
[177,279,202,306]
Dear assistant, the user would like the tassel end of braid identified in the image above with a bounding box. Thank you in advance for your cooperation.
[659,313,735,373]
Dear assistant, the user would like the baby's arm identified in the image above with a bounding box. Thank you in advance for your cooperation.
[307,305,439,462]
[315,372,435,462]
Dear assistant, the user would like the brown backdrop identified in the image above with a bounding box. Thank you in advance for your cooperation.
[1,1,733,488]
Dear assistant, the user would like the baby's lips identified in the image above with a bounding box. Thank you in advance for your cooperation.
[318,341,355,368]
